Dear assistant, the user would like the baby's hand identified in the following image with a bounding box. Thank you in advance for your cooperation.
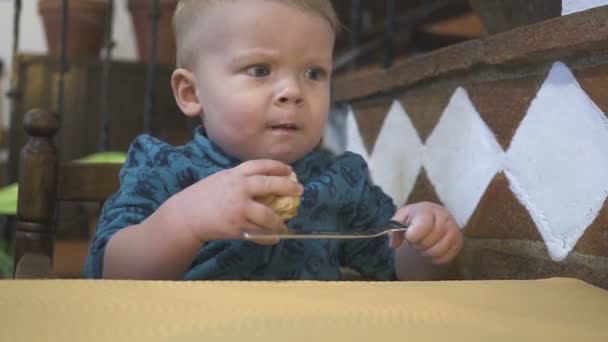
[389,202,462,264]
[170,160,303,245]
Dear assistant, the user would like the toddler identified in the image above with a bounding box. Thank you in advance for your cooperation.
[84,0,463,280]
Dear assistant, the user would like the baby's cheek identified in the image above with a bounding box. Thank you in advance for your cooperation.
[222,100,260,128]
[215,107,262,151]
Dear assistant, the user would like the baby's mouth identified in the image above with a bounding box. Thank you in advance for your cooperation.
[270,123,299,131]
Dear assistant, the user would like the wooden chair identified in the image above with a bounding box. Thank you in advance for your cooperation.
[14,109,122,278]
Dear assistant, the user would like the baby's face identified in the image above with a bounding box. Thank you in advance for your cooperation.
[190,0,335,163]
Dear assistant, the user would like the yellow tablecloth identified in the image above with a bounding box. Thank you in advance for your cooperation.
[1,278,607,341]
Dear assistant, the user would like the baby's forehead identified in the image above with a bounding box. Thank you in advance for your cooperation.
[179,0,336,35]
[196,6,333,41]
[175,0,336,67]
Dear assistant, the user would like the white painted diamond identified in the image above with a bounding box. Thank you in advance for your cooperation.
[345,106,370,163]
[562,0,608,15]
[505,62,608,261]
[424,87,506,227]
[369,101,423,206]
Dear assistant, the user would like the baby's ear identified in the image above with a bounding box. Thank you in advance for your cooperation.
[171,68,203,117]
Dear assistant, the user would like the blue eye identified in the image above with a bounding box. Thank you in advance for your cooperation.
[305,67,326,81]
[246,64,271,77]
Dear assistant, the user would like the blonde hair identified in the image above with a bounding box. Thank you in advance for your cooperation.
[173,0,340,68]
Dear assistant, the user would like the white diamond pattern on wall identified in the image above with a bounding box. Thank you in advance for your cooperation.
[423,87,506,228]
[562,0,608,15]
[369,101,423,206]
[344,62,608,261]
[505,62,608,260]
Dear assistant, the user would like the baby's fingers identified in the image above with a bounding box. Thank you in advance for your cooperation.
[245,201,288,233]
[242,201,289,245]
[238,159,293,177]
[404,213,435,246]
[428,228,463,264]
[431,238,462,264]
[388,231,405,249]
[245,174,303,198]
[241,222,281,245]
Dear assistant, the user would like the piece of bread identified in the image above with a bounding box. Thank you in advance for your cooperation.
[258,172,300,221]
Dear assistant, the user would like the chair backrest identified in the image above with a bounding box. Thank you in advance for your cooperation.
[14,109,122,278]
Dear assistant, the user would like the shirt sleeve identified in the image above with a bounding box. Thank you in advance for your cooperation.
[337,153,398,280]
[83,135,174,278]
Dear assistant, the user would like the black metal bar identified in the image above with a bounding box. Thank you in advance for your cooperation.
[143,0,160,134]
[383,0,396,69]
[11,0,21,66]
[349,0,362,70]
[99,0,115,152]
[56,0,69,155]
[6,0,22,184]
[334,34,411,73]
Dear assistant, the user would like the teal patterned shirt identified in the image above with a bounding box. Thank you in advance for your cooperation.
[84,129,397,280]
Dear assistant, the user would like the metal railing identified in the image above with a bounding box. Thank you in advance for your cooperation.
[6,0,424,161]
[335,0,455,73]
[7,0,161,153]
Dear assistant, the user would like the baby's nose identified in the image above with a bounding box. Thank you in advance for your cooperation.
[275,75,304,105]
[276,86,303,105]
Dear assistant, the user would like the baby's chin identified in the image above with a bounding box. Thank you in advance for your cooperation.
[222,138,322,164]
[252,151,307,164]
[239,146,315,164]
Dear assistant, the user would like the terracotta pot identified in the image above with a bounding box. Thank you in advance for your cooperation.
[469,0,561,34]
[38,0,108,58]
[127,0,178,65]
